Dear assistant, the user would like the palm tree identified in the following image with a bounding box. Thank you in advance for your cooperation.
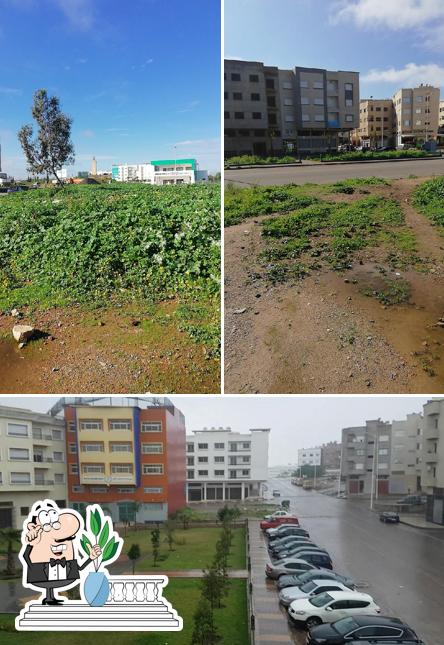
[0,528,21,576]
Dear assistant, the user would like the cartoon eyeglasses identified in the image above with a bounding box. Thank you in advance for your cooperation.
[38,509,61,531]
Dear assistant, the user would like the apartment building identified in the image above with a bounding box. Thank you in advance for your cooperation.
[63,397,186,523]
[389,413,422,495]
[341,420,392,495]
[439,100,444,129]
[186,427,269,502]
[298,447,322,467]
[353,99,394,147]
[392,84,440,148]
[224,59,359,156]
[320,441,342,470]
[111,159,208,184]
[0,406,66,529]
[420,399,444,524]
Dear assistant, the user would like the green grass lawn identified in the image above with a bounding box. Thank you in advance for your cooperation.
[119,527,246,572]
[0,578,249,645]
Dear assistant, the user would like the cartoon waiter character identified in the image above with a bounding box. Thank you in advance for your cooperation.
[21,499,101,605]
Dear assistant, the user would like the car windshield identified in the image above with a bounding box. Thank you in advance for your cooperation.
[332,617,360,635]
[298,572,311,583]
[308,592,333,607]
[300,581,316,593]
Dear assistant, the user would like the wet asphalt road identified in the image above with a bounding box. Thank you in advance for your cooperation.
[263,478,444,645]
[225,157,444,186]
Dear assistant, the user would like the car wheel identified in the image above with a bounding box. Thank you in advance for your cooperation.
[305,616,322,629]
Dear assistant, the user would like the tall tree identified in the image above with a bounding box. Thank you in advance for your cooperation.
[0,528,21,576]
[127,543,141,575]
[18,89,75,186]
[191,597,219,645]
[151,527,161,567]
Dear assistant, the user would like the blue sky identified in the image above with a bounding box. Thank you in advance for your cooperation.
[225,0,444,99]
[0,0,220,178]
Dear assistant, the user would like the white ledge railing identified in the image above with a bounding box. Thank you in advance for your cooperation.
[106,575,167,604]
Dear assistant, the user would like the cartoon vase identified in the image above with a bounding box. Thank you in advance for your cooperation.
[83,571,110,606]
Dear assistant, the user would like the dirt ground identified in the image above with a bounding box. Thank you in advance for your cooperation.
[0,301,220,393]
[224,178,444,393]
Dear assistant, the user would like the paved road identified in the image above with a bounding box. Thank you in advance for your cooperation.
[225,158,444,186]
[250,478,444,645]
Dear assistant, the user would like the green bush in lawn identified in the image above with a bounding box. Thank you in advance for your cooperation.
[413,176,444,227]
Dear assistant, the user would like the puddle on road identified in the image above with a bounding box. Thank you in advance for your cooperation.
[0,339,29,389]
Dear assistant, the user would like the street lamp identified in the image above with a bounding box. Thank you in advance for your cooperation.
[369,432,379,510]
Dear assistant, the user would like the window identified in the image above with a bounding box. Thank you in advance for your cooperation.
[415,108,422,114]
[79,421,102,431]
[345,83,353,91]
[198,470,208,476]
[112,463,133,474]
[285,115,294,122]
[214,443,225,449]
[198,443,208,450]
[142,443,163,454]
[72,485,84,493]
[214,456,225,463]
[54,473,65,484]
[143,464,164,475]
[249,74,259,82]
[53,452,64,462]
[11,472,31,484]
[91,487,107,493]
[266,78,275,89]
[80,443,104,452]
[302,114,310,121]
[300,80,308,88]
[252,112,262,119]
[187,443,194,452]
[314,115,324,122]
[9,448,29,461]
[284,98,293,106]
[282,81,292,89]
[82,464,105,473]
[313,81,323,89]
[345,115,354,122]
[233,92,242,100]
[7,423,28,437]
[187,470,194,479]
[416,120,422,125]
[109,420,131,431]
[224,91,228,99]
[314,98,324,105]
[234,112,244,119]
[301,97,309,105]
[224,111,230,119]
[267,96,276,107]
[214,470,225,476]
[187,457,194,466]
[69,464,79,474]
[404,119,411,127]
[68,422,76,433]
[242,442,251,449]
[231,73,241,81]
[251,93,260,101]
[198,456,208,463]
[403,96,411,103]
[416,95,423,102]
[142,422,162,433]
[268,113,277,124]
[69,443,77,454]
[379,434,389,442]
[242,469,250,476]
[52,429,62,440]
[345,99,353,107]
[110,442,133,452]
[144,486,163,493]
[20,507,29,516]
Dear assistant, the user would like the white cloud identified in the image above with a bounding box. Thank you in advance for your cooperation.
[52,0,95,31]
[176,100,200,114]
[80,129,95,138]
[333,0,444,49]
[362,62,444,87]
[0,86,22,95]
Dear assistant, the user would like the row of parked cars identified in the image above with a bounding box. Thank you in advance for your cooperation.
[260,510,425,644]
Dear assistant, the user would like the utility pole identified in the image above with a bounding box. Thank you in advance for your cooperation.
[375,433,380,500]
[370,434,377,510]
[314,463,317,490]
[337,442,343,497]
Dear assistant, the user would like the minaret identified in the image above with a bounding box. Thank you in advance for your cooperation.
[90,156,97,176]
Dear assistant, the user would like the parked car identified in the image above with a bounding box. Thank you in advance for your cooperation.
[272,489,281,497]
[264,509,292,520]
[7,185,28,193]
[306,615,421,644]
[288,591,380,629]
[281,499,290,509]
[277,569,355,591]
[269,536,314,555]
[279,549,333,570]
[265,558,317,579]
[267,526,309,540]
[279,580,351,607]
[379,511,400,523]
[397,495,426,505]
[260,516,299,530]
[274,543,327,560]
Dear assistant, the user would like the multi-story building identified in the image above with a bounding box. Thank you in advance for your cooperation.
[341,420,392,495]
[353,98,394,148]
[320,441,342,470]
[186,427,269,502]
[224,59,359,156]
[111,159,208,184]
[439,100,444,129]
[420,399,444,524]
[62,397,186,523]
[0,406,66,529]
[298,447,322,467]
[392,84,440,148]
[389,413,422,495]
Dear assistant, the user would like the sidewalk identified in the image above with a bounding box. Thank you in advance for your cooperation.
[399,515,444,530]
[248,519,296,644]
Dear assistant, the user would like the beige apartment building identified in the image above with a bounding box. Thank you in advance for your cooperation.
[353,99,394,147]
[421,399,444,524]
[440,100,444,129]
[390,413,422,495]
[0,406,67,529]
[392,84,440,147]
[224,59,359,156]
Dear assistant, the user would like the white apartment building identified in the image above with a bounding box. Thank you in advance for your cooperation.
[298,447,322,467]
[111,159,208,185]
[0,406,67,529]
[186,427,270,502]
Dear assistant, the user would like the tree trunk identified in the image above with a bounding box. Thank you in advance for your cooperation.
[7,541,15,576]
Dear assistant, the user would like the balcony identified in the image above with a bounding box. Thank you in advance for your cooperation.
[32,431,53,442]
[425,452,438,463]
[34,479,55,487]
[33,456,53,463]
[424,424,439,440]
[16,575,182,630]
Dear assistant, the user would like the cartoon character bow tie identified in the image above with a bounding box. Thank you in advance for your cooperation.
[49,557,67,567]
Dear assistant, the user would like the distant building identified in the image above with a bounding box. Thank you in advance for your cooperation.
[77,171,89,179]
[91,157,97,176]
[352,98,394,148]
[186,427,269,502]
[421,399,444,524]
[389,413,422,495]
[298,447,322,467]
[341,420,392,495]
[55,167,68,180]
[321,441,341,470]
[393,84,440,148]
[111,159,208,185]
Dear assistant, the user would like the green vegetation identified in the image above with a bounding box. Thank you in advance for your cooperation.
[225,154,299,167]
[0,579,249,645]
[329,177,391,194]
[0,183,220,308]
[361,277,411,306]
[413,176,444,227]
[313,149,435,162]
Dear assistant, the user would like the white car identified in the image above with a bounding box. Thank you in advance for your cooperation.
[287,590,380,630]
[264,509,292,520]
[279,580,351,607]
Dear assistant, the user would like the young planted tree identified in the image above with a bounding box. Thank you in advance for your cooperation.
[0,528,21,576]
[164,519,176,551]
[191,597,220,645]
[18,89,75,186]
[151,527,161,567]
[127,543,141,575]
[173,506,194,530]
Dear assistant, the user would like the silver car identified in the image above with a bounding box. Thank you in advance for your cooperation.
[265,558,316,579]
[279,579,351,607]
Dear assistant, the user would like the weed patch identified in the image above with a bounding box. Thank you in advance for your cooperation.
[361,277,411,306]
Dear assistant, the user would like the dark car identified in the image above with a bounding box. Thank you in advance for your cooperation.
[307,615,421,645]
[397,495,426,506]
[380,511,400,523]
[269,536,314,555]
[277,569,355,591]
[7,185,28,193]
[268,526,310,541]
[274,544,326,560]
[276,549,333,570]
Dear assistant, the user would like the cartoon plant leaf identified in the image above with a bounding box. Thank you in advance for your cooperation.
[102,536,119,562]
[98,520,109,549]
[80,534,92,557]
[90,509,101,536]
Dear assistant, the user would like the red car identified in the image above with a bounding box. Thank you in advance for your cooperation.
[260,516,299,530]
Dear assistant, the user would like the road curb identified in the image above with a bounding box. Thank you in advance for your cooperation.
[226,155,443,170]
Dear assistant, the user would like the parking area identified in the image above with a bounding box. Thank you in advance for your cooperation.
[247,479,444,645]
